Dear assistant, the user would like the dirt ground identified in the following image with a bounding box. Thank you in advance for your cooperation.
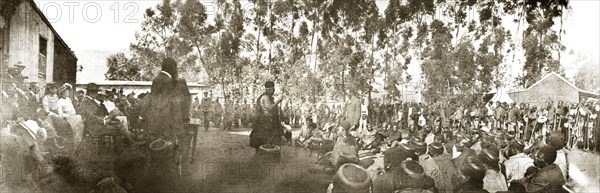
[6,126,600,193]
[565,149,600,192]
[186,126,332,193]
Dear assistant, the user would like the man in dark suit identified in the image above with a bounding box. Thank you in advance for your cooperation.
[200,92,211,131]
[79,83,138,145]
[142,58,190,137]
[141,58,192,188]
[222,95,234,130]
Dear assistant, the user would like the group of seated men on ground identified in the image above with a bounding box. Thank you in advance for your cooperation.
[289,100,597,193]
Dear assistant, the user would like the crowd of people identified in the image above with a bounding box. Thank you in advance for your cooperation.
[0,80,152,191]
[2,59,599,193]
[285,95,599,193]
[0,58,195,193]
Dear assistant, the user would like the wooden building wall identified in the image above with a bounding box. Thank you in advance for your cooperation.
[9,2,55,85]
[53,36,77,86]
[509,75,580,106]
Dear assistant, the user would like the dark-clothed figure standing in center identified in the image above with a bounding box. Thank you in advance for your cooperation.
[200,92,212,131]
[249,81,285,153]
[143,58,191,137]
[140,58,191,192]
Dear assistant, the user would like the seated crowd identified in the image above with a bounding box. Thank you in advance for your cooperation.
[1,82,147,192]
[292,104,579,193]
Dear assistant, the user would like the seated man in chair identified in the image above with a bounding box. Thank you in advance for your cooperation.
[79,83,139,146]
[295,117,315,144]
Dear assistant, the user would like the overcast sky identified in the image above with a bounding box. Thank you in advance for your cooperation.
[36,0,599,82]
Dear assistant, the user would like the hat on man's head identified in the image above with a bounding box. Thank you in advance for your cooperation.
[509,139,526,151]
[400,160,426,179]
[87,83,100,92]
[264,81,275,89]
[480,148,499,163]
[462,156,486,178]
[45,82,57,89]
[428,142,444,156]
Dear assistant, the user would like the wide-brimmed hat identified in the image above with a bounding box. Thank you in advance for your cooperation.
[480,148,499,162]
[149,138,173,151]
[87,83,100,92]
[461,156,485,177]
[46,82,57,87]
[384,147,415,169]
[333,163,371,192]
[18,120,47,142]
[428,142,444,156]
[400,160,426,179]
[398,142,415,152]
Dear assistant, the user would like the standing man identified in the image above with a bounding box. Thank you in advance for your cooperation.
[222,95,234,131]
[358,97,368,135]
[200,92,211,131]
[340,87,361,131]
[299,97,314,126]
[212,96,223,129]
[192,96,201,120]
[249,81,285,154]
[141,58,191,183]
[547,101,556,131]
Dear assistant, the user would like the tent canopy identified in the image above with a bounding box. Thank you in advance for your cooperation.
[489,88,514,104]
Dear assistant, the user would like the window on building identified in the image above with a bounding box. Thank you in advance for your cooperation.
[39,36,47,79]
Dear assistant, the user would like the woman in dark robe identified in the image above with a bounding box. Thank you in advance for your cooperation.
[249,81,284,153]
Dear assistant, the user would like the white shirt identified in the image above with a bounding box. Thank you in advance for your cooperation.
[503,153,534,183]
[57,98,76,115]
[483,169,508,193]
[361,129,377,144]
[555,149,567,180]
[104,100,117,113]
[42,94,60,113]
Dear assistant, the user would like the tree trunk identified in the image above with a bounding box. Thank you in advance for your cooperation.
[309,6,319,72]
[0,19,9,102]
[267,0,273,75]
[255,8,262,68]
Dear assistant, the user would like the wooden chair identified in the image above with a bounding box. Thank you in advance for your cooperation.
[307,138,323,158]
[88,133,120,153]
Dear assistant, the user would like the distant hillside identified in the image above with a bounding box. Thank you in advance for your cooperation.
[75,49,129,82]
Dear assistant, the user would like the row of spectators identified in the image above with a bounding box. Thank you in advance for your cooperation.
[1,82,148,192]
[284,97,599,193]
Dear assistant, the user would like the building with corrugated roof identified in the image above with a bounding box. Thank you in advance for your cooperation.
[508,72,599,106]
